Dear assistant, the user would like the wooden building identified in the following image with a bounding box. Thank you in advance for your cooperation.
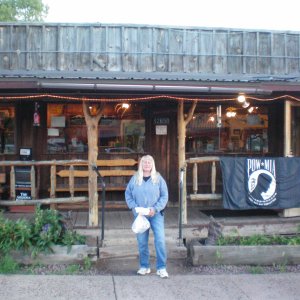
[0,23,300,223]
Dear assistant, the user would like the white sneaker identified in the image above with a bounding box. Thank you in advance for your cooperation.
[137,268,151,275]
[156,268,169,278]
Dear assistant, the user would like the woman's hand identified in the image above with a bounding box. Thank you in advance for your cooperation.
[148,208,155,217]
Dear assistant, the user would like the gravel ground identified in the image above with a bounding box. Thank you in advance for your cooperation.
[19,258,300,276]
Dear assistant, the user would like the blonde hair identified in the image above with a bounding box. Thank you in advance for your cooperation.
[135,155,159,185]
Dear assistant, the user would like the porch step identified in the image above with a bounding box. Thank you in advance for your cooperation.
[79,228,187,260]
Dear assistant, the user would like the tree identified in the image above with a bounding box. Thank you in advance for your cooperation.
[0,0,48,22]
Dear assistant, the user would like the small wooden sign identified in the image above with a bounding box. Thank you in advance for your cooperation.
[156,125,167,135]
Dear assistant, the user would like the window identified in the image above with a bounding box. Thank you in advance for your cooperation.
[47,103,145,154]
[186,105,268,154]
[0,106,15,154]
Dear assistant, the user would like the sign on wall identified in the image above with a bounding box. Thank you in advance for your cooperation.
[156,125,167,135]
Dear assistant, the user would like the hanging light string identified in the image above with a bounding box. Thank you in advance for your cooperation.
[0,94,236,102]
[246,95,300,102]
[0,93,300,103]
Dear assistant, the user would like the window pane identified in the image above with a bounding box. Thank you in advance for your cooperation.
[47,103,145,154]
[0,106,15,154]
[186,105,268,155]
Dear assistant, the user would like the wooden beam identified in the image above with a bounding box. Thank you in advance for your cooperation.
[0,159,88,167]
[0,197,88,205]
[96,159,138,167]
[68,158,138,167]
[189,194,222,201]
[57,169,136,177]
[186,156,220,164]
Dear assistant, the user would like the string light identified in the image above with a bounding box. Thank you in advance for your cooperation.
[0,93,299,103]
[0,94,236,103]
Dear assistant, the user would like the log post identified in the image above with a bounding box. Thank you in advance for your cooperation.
[69,165,75,198]
[10,166,15,200]
[282,100,300,217]
[50,164,56,199]
[83,101,104,226]
[192,163,198,194]
[178,100,197,224]
[211,161,216,194]
[30,165,36,199]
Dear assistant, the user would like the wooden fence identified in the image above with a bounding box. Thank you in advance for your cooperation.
[0,159,89,206]
[185,156,222,201]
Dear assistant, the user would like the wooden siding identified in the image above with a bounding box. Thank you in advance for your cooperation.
[0,23,299,75]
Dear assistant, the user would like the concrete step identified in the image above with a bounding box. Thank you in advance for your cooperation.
[99,239,187,260]
[82,228,187,260]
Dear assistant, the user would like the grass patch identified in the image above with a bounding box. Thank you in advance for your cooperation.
[65,264,82,275]
[83,256,92,270]
[249,266,264,274]
[0,255,20,274]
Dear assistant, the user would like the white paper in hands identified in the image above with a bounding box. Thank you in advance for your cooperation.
[135,207,150,216]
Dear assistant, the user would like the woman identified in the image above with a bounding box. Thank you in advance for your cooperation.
[125,155,169,278]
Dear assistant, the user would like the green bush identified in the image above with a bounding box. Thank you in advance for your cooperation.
[0,215,32,253]
[0,206,86,257]
[217,234,300,246]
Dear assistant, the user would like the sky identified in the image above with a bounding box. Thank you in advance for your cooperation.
[43,0,300,32]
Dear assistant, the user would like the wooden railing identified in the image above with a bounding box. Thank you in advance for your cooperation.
[0,159,89,206]
[185,156,222,201]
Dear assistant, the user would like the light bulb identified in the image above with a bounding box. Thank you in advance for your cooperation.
[237,94,246,103]
[122,103,130,109]
[242,101,250,108]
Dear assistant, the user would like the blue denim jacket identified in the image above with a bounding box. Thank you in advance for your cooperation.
[125,174,168,213]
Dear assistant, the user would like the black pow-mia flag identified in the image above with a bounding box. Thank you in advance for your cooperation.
[220,157,300,209]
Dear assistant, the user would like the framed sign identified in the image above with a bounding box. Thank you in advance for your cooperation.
[156,125,167,135]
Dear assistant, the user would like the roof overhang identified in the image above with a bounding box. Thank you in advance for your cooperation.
[1,78,300,94]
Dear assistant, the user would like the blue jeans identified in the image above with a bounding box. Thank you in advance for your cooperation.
[135,212,167,270]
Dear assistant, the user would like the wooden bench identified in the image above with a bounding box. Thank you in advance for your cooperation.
[49,158,138,198]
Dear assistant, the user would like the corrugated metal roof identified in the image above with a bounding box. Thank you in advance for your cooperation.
[1,70,300,82]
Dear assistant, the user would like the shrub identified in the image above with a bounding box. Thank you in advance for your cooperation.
[217,234,300,246]
[0,205,86,257]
